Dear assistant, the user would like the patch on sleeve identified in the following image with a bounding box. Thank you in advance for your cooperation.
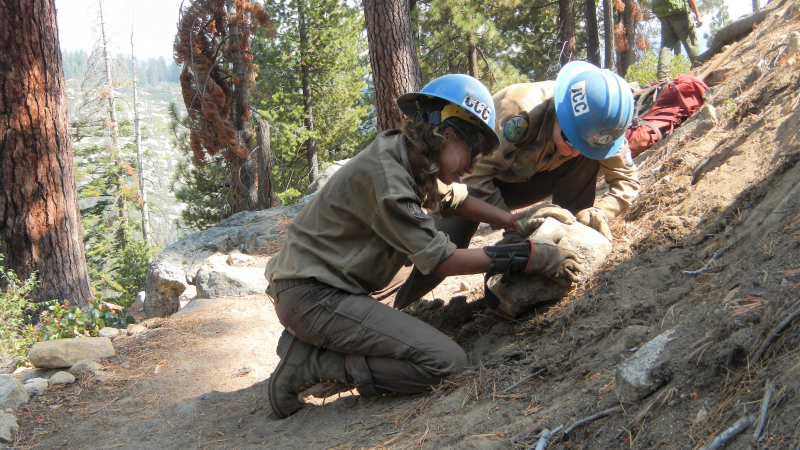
[623,148,635,168]
[503,115,528,142]
[407,202,426,219]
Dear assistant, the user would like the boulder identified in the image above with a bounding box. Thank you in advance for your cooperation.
[145,201,307,318]
[487,218,613,316]
[68,360,103,376]
[304,159,350,195]
[0,412,18,444]
[615,329,678,404]
[691,104,718,136]
[23,378,48,396]
[49,371,76,385]
[0,376,28,410]
[195,266,269,299]
[28,337,114,369]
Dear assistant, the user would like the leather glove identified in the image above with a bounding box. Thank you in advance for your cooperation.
[524,238,584,286]
[514,204,575,237]
[494,229,524,246]
[576,207,612,241]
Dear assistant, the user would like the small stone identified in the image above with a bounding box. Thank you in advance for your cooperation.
[227,252,254,265]
[28,337,114,369]
[49,372,76,386]
[97,327,120,339]
[23,378,48,396]
[0,377,28,410]
[12,367,28,376]
[0,411,19,444]
[459,280,470,292]
[128,324,147,335]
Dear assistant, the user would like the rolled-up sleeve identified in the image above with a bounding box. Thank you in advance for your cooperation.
[438,181,469,216]
[371,193,457,275]
[596,141,641,220]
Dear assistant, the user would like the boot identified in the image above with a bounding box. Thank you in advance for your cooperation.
[268,332,350,419]
[276,329,350,399]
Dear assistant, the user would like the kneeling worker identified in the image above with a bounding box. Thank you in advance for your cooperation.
[265,74,585,418]
[394,61,639,309]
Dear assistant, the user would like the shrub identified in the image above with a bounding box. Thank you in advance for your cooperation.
[0,257,41,357]
[626,51,691,88]
[39,302,135,340]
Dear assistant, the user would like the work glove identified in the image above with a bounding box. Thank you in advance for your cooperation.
[524,238,584,286]
[493,229,524,246]
[576,207,613,242]
[513,204,576,237]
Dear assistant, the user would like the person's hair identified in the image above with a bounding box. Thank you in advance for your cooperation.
[400,116,493,213]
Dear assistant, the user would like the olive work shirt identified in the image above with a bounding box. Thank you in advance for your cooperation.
[265,130,469,295]
[461,81,640,220]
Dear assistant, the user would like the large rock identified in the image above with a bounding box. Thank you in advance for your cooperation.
[304,159,350,195]
[487,218,613,316]
[0,376,28,409]
[27,337,114,369]
[195,266,269,299]
[615,329,677,404]
[0,412,18,444]
[145,201,307,317]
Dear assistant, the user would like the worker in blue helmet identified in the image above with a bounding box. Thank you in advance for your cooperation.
[264,74,584,418]
[391,61,639,310]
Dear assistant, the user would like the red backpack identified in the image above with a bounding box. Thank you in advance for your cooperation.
[625,75,708,157]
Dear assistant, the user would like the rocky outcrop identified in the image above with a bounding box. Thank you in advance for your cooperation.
[486,218,613,316]
[0,376,28,410]
[195,266,269,299]
[27,338,114,369]
[0,411,18,444]
[145,200,308,317]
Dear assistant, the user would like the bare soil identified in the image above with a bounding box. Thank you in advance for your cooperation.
[12,6,800,449]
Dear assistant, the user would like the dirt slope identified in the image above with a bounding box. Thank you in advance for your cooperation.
[13,5,800,449]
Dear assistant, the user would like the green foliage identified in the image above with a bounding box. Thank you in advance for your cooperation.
[625,51,691,86]
[168,103,235,231]
[39,302,135,340]
[0,256,41,357]
[275,188,303,206]
[251,0,374,199]
[722,98,737,117]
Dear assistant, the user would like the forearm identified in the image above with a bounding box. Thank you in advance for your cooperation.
[433,248,493,277]
[455,195,515,230]
[687,0,700,18]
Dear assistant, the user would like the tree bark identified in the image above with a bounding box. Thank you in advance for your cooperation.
[298,2,319,185]
[558,0,576,65]
[364,0,422,131]
[131,32,152,246]
[586,0,601,66]
[468,43,479,79]
[0,0,93,307]
[603,0,615,70]
[616,0,638,77]
[256,119,274,209]
[226,0,257,212]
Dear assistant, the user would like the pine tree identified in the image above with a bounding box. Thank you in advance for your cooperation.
[250,0,372,200]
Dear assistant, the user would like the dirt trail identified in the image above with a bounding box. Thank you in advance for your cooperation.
[13,6,800,449]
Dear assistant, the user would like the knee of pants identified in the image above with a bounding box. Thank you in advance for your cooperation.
[425,344,467,376]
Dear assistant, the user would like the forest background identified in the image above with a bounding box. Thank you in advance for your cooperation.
[1,0,757,343]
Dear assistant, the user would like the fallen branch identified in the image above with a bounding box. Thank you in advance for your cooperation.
[753,380,774,441]
[90,397,119,414]
[533,429,551,450]
[701,415,757,450]
[684,239,740,275]
[750,300,800,363]
[500,369,544,395]
[563,406,622,436]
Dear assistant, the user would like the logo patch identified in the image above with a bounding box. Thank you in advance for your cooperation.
[503,116,528,142]
[461,94,492,123]
[408,202,426,219]
[594,134,614,145]
[623,148,634,168]
[569,80,589,117]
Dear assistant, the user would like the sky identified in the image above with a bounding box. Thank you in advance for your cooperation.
[55,0,758,61]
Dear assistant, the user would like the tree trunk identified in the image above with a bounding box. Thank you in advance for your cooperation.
[256,119,274,209]
[468,43,479,79]
[616,0,638,77]
[226,0,257,212]
[558,0,576,65]
[131,33,151,246]
[695,0,788,63]
[364,0,422,131]
[603,0,615,70]
[99,0,118,144]
[0,0,93,307]
[298,2,319,185]
[586,0,601,66]
[752,0,760,11]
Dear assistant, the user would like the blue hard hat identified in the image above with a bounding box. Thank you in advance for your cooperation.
[397,74,501,151]
[554,61,634,160]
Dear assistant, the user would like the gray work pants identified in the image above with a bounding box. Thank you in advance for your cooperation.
[273,281,467,396]
[657,13,700,81]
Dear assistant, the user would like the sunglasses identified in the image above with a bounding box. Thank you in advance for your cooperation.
[560,130,575,148]
[445,119,482,168]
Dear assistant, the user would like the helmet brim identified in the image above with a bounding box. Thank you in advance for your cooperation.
[554,61,625,160]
